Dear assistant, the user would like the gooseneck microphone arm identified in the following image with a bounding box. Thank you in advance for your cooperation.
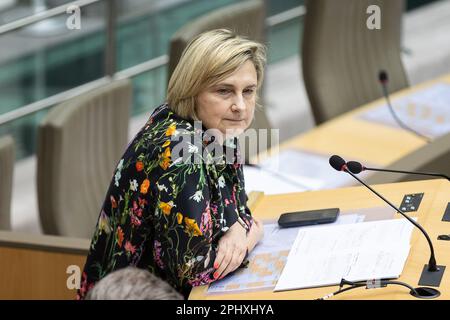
[344,166,438,272]
[378,70,432,143]
[363,166,449,181]
[329,155,438,272]
[346,160,450,181]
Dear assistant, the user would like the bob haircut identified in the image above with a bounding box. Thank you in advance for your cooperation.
[166,29,266,120]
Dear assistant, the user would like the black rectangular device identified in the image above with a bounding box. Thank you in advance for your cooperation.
[278,208,340,228]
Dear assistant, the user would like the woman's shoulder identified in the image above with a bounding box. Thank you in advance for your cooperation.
[120,104,200,172]
[147,103,195,134]
[131,103,194,148]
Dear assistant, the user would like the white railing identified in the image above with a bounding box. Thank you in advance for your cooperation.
[0,1,305,126]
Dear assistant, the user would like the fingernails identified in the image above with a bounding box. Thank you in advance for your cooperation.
[214,263,219,269]
[214,272,219,279]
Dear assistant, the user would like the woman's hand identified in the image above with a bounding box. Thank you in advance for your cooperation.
[213,218,265,280]
[246,217,264,253]
[213,221,248,280]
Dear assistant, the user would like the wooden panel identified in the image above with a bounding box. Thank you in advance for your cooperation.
[0,247,87,299]
[0,232,89,299]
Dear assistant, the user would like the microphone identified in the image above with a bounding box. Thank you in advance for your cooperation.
[329,155,444,298]
[378,70,431,143]
[346,160,450,181]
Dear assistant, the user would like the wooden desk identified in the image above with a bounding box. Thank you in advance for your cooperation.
[257,74,450,167]
[189,179,450,300]
[0,232,89,299]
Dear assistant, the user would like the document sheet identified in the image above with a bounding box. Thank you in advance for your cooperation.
[206,214,363,294]
[359,82,450,139]
[274,218,414,292]
[244,149,372,195]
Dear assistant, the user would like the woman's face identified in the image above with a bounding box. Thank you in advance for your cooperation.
[196,60,257,140]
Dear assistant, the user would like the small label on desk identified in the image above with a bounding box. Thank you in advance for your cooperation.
[442,202,450,222]
[399,193,424,212]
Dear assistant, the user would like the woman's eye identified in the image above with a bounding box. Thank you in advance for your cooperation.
[217,89,231,95]
[244,89,255,95]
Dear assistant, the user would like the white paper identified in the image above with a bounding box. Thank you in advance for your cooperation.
[243,165,307,195]
[253,214,364,254]
[207,214,362,295]
[274,218,414,292]
[359,83,450,139]
[244,149,373,195]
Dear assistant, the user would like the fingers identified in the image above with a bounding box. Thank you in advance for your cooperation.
[214,246,232,279]
[219,249,246,279]
[212,219,250,280]
[213,243,227,278]
[213,242,246,280]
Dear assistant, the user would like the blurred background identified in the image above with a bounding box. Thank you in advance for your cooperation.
[0,0,449,235]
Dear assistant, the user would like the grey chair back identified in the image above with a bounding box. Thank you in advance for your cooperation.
[37,79,132,237]
[302,0,409,125]
[167,0,272,160]
[366,132,450,184]
[0,135,14,230]
[168,0,266,78]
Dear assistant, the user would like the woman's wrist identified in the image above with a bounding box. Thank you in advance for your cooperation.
[237,216,250,233]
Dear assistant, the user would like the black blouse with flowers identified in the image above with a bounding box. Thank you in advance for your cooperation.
[77,103,253,299]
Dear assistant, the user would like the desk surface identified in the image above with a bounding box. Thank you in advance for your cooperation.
[189,179,450,300]
[257,74,450,167]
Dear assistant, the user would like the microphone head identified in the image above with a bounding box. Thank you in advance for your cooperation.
[378,70,388,84]
[346,161,364,174]
[329,155,346,171]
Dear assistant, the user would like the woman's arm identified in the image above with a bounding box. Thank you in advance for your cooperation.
[154,162,219,290]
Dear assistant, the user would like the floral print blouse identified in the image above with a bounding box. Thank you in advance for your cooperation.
[77,103,253,299]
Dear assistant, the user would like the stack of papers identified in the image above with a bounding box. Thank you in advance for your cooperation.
[207,214,363,295]
[274,218,414,292]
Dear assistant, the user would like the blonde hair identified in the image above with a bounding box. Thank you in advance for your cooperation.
[167,29,266,120]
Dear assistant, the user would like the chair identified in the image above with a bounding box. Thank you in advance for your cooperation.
[302,0,409,125]
[167,0,272,159]
[0,135,14,230]
[366,132,450,184]
[0,0,15,12]
[37,79,132,238]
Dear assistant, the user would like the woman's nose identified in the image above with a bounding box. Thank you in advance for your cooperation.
[231,95,246,112]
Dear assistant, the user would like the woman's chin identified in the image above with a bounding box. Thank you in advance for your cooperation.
[224,127,246,138]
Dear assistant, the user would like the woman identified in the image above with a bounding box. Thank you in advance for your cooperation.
[78,29,266,299]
